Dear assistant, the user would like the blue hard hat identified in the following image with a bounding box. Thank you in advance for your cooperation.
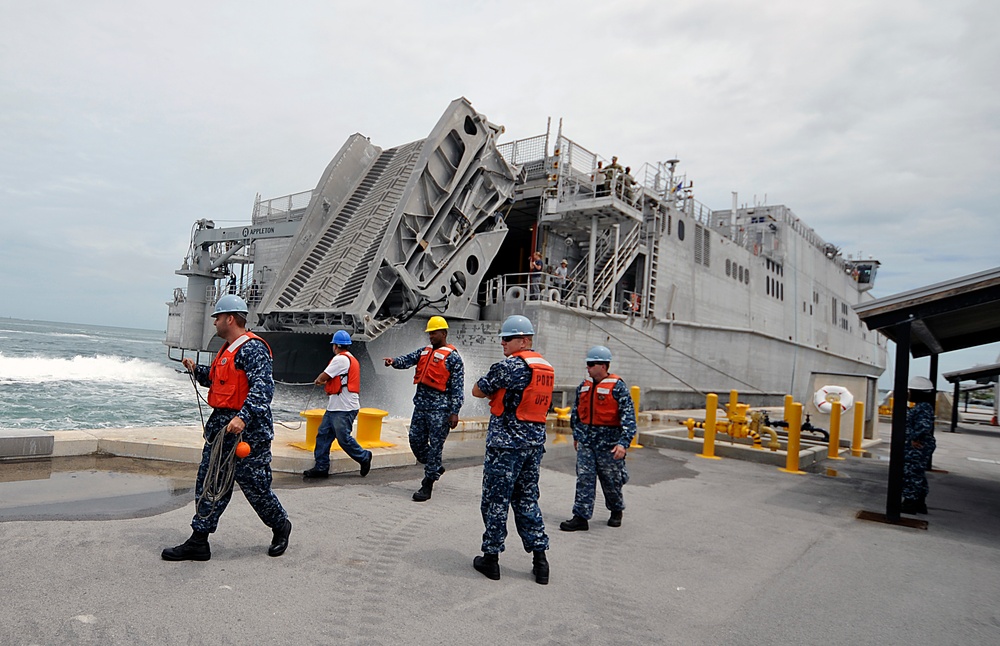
[499,315,534,337]
[212,294,249,317]
[331,330,352,346]
[586,345,612,363]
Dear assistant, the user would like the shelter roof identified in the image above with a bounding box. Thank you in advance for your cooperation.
[854,266,1000,358]
[942,362,1000,384]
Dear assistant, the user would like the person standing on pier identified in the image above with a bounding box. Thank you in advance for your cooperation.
[383,316,464,502]
[163,294,291,561]
[560,345,636,532]
[471,315,554,584]
[303,330,373,479]
[901,376,936,514]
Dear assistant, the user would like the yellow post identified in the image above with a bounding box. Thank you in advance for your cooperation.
[290,408,328,451]
[728,389,739,419]
[779,402,806,474]
[698,393,722,460]
[356,408,395,448]
[629,385,642,448]
[851,401,866,457]
[783,394,793,425]
[827,402,845,460]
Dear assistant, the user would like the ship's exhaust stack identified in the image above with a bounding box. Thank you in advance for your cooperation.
[256,98,519,340]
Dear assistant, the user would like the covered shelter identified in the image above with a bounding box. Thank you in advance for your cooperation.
[854,266,1000,526]
[942,362,1000,432]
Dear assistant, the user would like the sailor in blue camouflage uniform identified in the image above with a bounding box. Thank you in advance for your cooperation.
[163,295,291,561]
[902,376,936,515]
[560,345,637,532]
[383,316,464,502]
[471,315,554,585]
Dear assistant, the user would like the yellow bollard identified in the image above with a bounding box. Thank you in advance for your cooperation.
[827,401,846,460]
[629,385,643,448]
[685,418,696,439]
[728,389,739,419]
[291,408,329,451]
[851,402,866,457]
[356,408,395,448]
[697,393,722,460]
[554,406,571,421]
[779,402,806,474]
[783,394,793,426]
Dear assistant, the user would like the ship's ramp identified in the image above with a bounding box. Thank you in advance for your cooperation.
[257,98,520,339]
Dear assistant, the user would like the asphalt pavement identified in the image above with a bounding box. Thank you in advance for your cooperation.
[3,421,1000,645]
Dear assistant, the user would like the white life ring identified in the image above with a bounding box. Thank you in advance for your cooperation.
[813,385,854,414]
[547,288,561,302]
[504,286,525,301]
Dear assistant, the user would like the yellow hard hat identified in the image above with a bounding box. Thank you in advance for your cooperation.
[425,316,449,332]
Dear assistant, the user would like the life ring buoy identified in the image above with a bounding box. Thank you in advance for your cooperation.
[813,385,854,414]
[504,286,525,301]
[547,288,561,302]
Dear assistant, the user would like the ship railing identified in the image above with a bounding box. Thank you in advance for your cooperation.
[497,133,549,179]
[483,272,585,306]
[252,190,314,225]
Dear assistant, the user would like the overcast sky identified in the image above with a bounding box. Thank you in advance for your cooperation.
[2,0,998,379]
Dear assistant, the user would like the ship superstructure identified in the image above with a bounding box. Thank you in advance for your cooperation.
[165,99,886,409]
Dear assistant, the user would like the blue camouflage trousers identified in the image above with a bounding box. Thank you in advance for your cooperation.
[902,442,930,501]
[480,446,550,555]
[191,413,287,534]
[409,407,451,481]
[572,443,626,520]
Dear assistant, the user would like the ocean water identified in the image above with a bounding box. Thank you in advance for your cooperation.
[0,318,323,431]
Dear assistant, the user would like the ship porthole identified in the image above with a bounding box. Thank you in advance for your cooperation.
[467,255,480,275]
[677,220,685,241]
[450,271,467,296]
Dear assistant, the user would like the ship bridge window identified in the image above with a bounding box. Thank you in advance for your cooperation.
[726,259,731,276]
[677,219,685,241]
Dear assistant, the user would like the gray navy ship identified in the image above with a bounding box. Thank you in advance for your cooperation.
[165,98,886,410]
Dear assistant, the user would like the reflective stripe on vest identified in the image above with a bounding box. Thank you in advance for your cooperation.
[577,375,622,427]
[413,344,454,392]
[207,332,272,410]
[325,351,361,395]
[488,351,555,423]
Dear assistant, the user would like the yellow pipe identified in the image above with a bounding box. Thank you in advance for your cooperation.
[761,425,781,451]
[851,402,866,457]
[827,402,845,460]
[698,393,722,460]
[779,402,805,474]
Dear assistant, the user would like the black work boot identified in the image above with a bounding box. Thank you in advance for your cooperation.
[532,550,549,585]
[916,497,929,514]
[559,515,589,532]
[608,511,623,527]
[473,553,500,580]
[900,498,919,514]
[162,531,211,562]
[302,467,329,479]
[412,477,434,502]
[268,519,292,557]
[360,453,372,477]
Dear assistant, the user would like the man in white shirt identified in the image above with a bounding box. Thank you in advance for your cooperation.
[303,330,372,479]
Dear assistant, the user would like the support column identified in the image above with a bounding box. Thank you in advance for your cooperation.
[885,321,911,523]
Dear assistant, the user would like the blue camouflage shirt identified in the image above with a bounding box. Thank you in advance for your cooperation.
[476,355,547,449]
[905,401,935,450]
[570,377,637,449]
[390,346,465,416]
[193,337,275,440]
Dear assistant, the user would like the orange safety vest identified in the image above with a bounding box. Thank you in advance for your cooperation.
[325,351,361,395]
[207,332,271,410]
[489,351,555,423]
[577,375,622,426]
[413,344,455,392]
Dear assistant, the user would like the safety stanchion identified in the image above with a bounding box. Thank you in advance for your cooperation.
[851,402,866,457]
[827,402,846,461]
[697,393,722,460]
[778,402,806,474]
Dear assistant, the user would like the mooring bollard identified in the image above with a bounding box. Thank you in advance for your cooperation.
[629,385,642,448]
[291,408,328,451]
[356,408,395,449]
[827,401,846,460]
[779,402,806,474]
[851,402,866,457]
[697,393,722,460]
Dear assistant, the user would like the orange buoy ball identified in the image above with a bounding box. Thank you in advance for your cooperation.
[235,441,251,459]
